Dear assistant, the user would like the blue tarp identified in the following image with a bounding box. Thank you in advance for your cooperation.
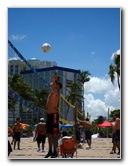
[59,123,73,128]
[34,123,73,128]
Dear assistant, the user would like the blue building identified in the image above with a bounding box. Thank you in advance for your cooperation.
[21,66,82,122]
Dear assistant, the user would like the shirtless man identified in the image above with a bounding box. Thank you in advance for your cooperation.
[113,113,120,155]
[77,118,92,149]
[35,118,46,152]
[12,117,23,150]
[44,73,62,158]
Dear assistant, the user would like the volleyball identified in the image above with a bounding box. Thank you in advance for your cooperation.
[42,43,51,53]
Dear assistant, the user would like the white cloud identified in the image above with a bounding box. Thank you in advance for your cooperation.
[84,94,108,121]
[84,76,113,93]
[111,49,120,60]
[10,34,27,41]
[104,89,120,108]
[84,76,120,121]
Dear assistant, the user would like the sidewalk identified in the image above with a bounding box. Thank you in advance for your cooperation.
[8,137,121,159]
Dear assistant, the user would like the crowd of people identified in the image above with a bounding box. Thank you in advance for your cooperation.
[8,73,120,158]
[8,115,120,158]
[8,72,62,158]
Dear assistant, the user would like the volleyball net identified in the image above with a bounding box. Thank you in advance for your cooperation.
[8,40,84,124]
[59,94,84,124]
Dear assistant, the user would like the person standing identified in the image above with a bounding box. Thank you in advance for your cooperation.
[77,118,92,149]
[12,117,23,150]
[113,113,120,155]
[44,73,62,158]
[32,128,36,142]
[11,127,15,145]
[35,118,46,152]
[110,120,116,154]
[75,122,81,143]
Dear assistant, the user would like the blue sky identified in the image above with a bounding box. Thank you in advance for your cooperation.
[8,8,120,120]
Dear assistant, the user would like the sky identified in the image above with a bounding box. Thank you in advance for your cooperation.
[8,8,120,121]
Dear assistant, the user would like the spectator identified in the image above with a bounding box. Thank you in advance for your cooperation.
[12,117,23,150]
[113,113,120,155]
[35,118,46,152]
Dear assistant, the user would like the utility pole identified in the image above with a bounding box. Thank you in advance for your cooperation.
[108,108,109,121]
[107,108,110,138]
[87,112,89,118]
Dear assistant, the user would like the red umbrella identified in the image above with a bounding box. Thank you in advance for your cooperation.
[96,120,112,127]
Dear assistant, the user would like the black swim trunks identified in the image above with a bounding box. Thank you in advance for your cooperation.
[114,130,120,142]
[14,132,21,142]
[36,133,46,143]
[85,130,92,141]
[46,113,59,134]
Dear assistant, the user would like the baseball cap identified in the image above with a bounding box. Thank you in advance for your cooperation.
[40,118,44,121]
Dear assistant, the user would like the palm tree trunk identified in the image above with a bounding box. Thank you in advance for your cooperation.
[19,103,23,121]
[73,101,78,141]
[66,104,70,120]
[117,74,120,90]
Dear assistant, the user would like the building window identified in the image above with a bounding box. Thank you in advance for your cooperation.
[23,67,26,71]
[10,65,13,72]
[9,65,14,76]
[15,65,19,74]
[58,70,63,76]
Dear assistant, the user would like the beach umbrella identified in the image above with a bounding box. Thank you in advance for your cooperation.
[22,123,30,129]
[96,120,112,138]
[96,120,112,127]
[59,123,73,128]
[63,124,73,128]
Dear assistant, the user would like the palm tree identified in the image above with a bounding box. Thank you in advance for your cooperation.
[33,89,49,120]
[66,83,83,140]
[8,96,17,124]
[92,115,106,124]
[77,70,91,118]
[8,76,17,123]
[109,109,120,120]
[66,83,83,117]
[9,74,34,121]
[10,74,33,100]
[108,53,120,90]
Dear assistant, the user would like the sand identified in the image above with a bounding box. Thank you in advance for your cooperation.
[8,137,121,159]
